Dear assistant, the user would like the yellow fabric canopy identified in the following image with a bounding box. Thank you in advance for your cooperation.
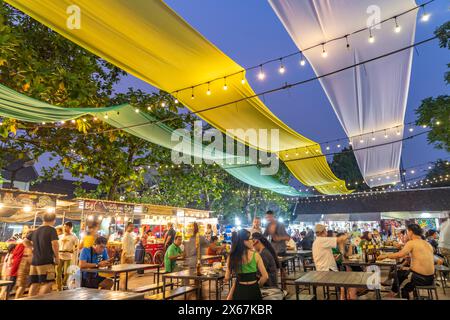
[6,0,351,195]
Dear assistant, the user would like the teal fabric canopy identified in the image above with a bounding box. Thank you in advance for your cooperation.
[0,84,302,196]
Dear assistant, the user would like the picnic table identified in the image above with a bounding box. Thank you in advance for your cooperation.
[295,271,381,300]
[0,280,13,300]
[163,267,225,300]
[18,287,145,300]
[83,263,159,291]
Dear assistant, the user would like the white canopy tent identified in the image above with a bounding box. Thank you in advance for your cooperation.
[269,0,418,187]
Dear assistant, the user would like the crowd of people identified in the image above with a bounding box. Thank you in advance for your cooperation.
[1,210,449,301]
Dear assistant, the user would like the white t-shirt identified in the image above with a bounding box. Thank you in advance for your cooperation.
[312,237,338,271]
[59,233,79,261]
[122,232,136,258]
[439,220,450,250]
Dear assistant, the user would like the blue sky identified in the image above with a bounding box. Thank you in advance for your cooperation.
[38,0,449,187]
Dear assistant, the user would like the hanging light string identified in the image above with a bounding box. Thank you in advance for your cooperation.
[169,0,436,95]
[4,35,439,141]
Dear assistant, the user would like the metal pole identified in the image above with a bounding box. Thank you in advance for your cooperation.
[33,210,38,228]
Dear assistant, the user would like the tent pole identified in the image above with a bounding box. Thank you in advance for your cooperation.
[33,210,38,228]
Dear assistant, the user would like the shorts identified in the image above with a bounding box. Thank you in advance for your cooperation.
[29,264,56,284]
[16,259,31,288]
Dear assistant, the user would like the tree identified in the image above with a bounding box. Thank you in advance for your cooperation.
[0,3,298,215]
[422,159,450,188]
[415,22,450,152]
[329,147,369,191]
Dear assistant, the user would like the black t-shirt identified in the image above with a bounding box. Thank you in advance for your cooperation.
[27,225,58,266]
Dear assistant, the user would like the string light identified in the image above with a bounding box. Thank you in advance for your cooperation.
[257,65,265,80]
[368,29,375,43]
[191,87,195,99]
[206,82,211,96]
[241,72,246,85]
[103,114,108,119]
[168,1,436,98]
[223,78,228,91]
[300,52,306,66]
[394,17,401,33]
[278,59,286,74]
[421,5,431,22]
[321,44,328,58]
[135,108,140,113]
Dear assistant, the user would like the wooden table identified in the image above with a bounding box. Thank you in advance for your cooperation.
[18,287,145,300]
[163,267,225,300]
[83,264,159,291]
[0,280,13,300]
[295,271,381,300]
[342,258,399,297]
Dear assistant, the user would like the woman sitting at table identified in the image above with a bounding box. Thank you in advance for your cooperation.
[251,232,280,287]
[225,229,268,300]
[206,236,225,264]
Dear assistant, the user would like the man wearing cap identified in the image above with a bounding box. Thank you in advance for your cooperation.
[312,224,349,272]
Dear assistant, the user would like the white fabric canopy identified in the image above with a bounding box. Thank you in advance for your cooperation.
[269,0,418,187]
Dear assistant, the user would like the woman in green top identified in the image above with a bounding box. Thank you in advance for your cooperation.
[224,229,268,300]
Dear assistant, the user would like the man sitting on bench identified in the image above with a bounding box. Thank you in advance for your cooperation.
[79,237,113,290]
[378,224,435,299]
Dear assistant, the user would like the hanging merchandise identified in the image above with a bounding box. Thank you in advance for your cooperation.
[269,0,419,187]
[0,84,300,196]
[5,0,350,195]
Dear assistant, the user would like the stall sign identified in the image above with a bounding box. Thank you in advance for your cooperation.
[0,189,56,208]
[81,200,134,214]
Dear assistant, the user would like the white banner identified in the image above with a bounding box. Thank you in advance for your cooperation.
[269,0,418,187]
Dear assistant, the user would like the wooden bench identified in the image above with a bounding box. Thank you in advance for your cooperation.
[130,282,174,293]
[145,286,197,300]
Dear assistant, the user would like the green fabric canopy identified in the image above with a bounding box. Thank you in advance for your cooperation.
[0,84,302,196]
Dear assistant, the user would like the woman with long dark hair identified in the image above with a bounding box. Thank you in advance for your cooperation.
[251,232,280,287]
[224,229,268,300]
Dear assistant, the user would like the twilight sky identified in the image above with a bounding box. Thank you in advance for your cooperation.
[38,0,449,188]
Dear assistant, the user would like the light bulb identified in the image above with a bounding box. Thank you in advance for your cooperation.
[0,203,3,209]
[161,101,166,107]
[223,84,228,91]
[241,78,246,85]
[384,134,389,139]
[326,146,330,150]
[337,144,341,148]
[135,108,140,113]
[103,114,108,119]
[23,206,32,213]
[371,137,376,141]
[359,139,364,143]
[369,35,375,43]
[174,99,179,104]
[300,59,306,66]
[409,128,413,132]
[322,49,328,58]
[258,65,266,80]
[421,13,430,22]
[60,121,65,125]
[279,65,285,74]
[396,131,401,136]
[206,89,211,95]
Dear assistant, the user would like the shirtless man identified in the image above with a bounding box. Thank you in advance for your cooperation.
[378,224,434,299]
